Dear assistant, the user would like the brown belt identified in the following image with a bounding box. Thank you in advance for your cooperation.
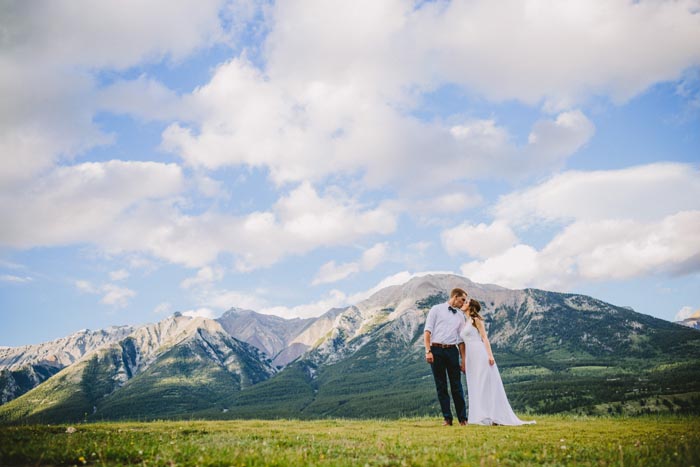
[431,343,457,349]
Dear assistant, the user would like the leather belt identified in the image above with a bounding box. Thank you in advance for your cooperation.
[431,343,457,349]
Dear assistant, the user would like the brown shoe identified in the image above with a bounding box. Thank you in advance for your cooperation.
[459,420,468,426]
[442,419,453,426]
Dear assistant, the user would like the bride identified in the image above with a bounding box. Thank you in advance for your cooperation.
[460,299,535,426]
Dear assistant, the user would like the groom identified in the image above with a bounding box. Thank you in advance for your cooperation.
[424,287,468,426]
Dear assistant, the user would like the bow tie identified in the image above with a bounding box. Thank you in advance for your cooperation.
[448,306,458,314]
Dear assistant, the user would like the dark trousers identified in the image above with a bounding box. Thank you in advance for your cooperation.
[430,346,466,422]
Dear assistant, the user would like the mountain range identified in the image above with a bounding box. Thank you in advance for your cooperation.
[1,274,699,423]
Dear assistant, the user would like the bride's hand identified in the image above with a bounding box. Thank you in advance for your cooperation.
[488,358,495,366]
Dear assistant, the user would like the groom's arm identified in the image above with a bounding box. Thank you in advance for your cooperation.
[458,342,466,373]
[424,331,433,363]
[424,307,436,363]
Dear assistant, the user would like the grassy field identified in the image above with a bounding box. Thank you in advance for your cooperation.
[1,415,699,466]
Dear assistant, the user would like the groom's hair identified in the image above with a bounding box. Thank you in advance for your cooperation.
[450,287,467,298]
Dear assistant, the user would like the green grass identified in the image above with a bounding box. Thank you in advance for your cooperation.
[1,415,698,466]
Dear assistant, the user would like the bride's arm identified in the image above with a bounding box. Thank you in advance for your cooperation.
[475,318,495,366]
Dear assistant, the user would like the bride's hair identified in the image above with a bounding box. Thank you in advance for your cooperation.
[467,299,483,327]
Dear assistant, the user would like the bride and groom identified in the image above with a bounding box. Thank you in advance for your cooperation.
[423,287,535,426]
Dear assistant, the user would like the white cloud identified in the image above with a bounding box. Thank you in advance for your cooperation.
[312,242,389,285]
[153,302,173,314]
[75,280,135,307]
[75,280,98,294]
[525,110,595,168]
[460,163,700,289]
[442,221,518,259]
[100,284,136,308]
[494,163,700,226]
[162,55,596,191]
[0,0,227,185]
[675,306,700,321]
[462,211,700,289]
[2,1,226,71]
[360,243,389,270]
[182,308,217,319]
[109,269,130,281]
[0,161,184,248]
[181,266,224,289]
[0,274,33,284]
[461,245,541,290]
[266,0,700,107]
[312,261,360,286]
[406,191,484,219]
[46,181,395,271]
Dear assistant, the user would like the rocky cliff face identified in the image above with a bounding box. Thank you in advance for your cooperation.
[216,308,314,366]
[0,325,135,404]
[0,314,275,422]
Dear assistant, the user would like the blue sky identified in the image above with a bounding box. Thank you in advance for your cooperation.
[1,0,699,347]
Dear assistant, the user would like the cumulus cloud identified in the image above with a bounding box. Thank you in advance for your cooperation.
[153,302,173,314]
[54,181,396,271]
[75,280,98,294]
[266,0,700,107]
[456,162,700,288]
[494,163,700,226]
[404,190,484,223]
[182,308,217,319]
[75,280,135,307]
[312,261,360,286]
[0,0,227,185]
[0,161,184,248]
[675,306,700,321]
[442,221,518,259]
[109,269,130,281]
[162,56,596,191]
[462,211,700,289]
[100,284,136,307]
[181,266,225,289]
[312,242,389,285]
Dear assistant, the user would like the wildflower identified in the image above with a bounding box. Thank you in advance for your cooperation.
[66,426,77,434]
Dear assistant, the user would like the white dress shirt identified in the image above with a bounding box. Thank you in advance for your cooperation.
[424,302,466,345]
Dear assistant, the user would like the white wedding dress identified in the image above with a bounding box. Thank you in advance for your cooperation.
[461,319,535,426]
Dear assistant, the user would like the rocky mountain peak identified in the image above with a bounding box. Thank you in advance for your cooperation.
[0,325,135,372]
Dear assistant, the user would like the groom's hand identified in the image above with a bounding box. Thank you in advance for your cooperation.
[460,362,466,374]
[425,351,434,363]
